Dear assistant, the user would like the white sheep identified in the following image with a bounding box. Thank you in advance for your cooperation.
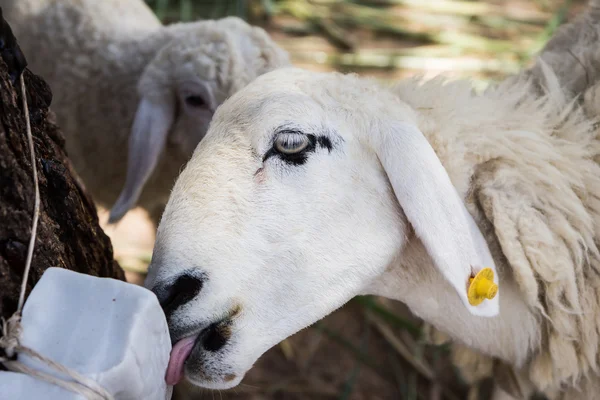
[1,0,290,224]
[143,1,600,398]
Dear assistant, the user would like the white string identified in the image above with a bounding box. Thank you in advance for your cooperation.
[16,71,40,313]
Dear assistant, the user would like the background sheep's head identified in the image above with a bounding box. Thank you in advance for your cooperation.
[145,67,503,389]
[108,17,290,223]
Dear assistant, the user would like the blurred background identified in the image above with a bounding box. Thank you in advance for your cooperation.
[99,1,587,399]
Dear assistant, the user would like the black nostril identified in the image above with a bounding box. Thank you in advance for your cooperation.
[202,322,229,352]
[153,273,204,317]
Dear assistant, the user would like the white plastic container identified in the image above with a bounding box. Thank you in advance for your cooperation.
[0,267,172,400]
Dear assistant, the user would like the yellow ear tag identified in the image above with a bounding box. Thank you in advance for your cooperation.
[468,267,498,306]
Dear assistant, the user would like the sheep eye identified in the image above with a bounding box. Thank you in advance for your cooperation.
[185,95,206,108]
[274,132,310,155]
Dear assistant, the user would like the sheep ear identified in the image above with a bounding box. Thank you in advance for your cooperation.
[375,122,499,317]
[108,97,174,224]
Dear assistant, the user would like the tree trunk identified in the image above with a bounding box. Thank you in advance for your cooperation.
[0,13,124,323]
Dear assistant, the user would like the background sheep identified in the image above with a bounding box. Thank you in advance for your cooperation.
[1,0,290,225]
[142,2,600,399]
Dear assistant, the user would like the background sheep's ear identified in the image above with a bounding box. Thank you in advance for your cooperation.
[375,122,499,317]
[108,97,174,224]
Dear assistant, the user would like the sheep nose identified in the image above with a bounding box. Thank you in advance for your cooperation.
[152,273,205,319]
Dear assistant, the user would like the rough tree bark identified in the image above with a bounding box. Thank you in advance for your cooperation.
[0,10,124,323]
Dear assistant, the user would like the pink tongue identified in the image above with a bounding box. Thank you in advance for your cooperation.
[165,336,197,386]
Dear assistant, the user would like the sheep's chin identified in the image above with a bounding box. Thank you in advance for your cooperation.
[177,337,249,390]
[186,373,244,390]
[183,352,246,390]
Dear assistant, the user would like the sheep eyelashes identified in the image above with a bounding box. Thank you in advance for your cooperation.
[274,132,310,154]
[263,130,335,166]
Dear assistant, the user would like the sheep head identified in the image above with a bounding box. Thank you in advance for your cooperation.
[108,17,290,223]
[145,67,502,389]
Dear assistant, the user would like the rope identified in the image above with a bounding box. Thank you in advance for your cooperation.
[0,74,114,400]
[17,71,40,314]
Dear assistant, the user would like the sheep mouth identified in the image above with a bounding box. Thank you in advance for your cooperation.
[166,317,234,386]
